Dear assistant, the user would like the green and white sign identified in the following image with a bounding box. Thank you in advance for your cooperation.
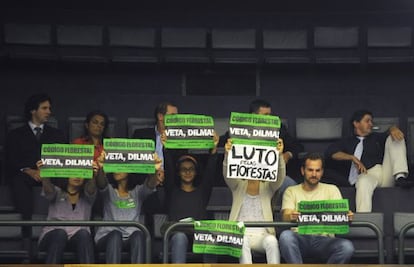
[297,199,350,235]
[164,114,215,149]
[226,112,280,181]
[40,144,94,178]
[103,138,155,174]
[229,112,281,147]
[193,220,245,258]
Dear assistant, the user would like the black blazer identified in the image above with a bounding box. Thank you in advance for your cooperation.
[6,123,66,176]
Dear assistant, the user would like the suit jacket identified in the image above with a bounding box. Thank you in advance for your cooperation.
[6,123,66,177]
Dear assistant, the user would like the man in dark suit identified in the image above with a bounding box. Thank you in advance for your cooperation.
[133,102,178,172]
[132,102,178,234]
[6,93,65,238]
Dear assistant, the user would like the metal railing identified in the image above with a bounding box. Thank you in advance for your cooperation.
[398,221,414,264]
[0,220,151,263]
[163,220,384,264]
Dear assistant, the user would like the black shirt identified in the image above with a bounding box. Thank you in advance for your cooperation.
[325,131,388,176]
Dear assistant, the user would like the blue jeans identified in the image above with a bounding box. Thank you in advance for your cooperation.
[170,232,188,263]
[170,232,218,263]
[279,230,354,263]
[97,229,144,263]
[39,228,94,264]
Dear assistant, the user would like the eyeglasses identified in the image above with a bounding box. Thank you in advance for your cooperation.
[179,167,196,173]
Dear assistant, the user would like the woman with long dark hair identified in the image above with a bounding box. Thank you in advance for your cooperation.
[72,110,109,160]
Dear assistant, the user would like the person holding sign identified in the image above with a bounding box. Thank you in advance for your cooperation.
[222,138,286,264]
[72,110,109,160]
[279,152,354,264]
[162,131,219,263]
[37,159,101,264]
[219,99,303,208]
[6,93,65,239]
[94,153,164,264]
[132,102,178,236]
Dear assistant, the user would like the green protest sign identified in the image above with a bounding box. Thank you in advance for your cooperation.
[297,199,350,235]
[229,112,281,147]
[40,144,94,178]
[193,220,245,258]
[164,114,215,149]
[103,138,155,174]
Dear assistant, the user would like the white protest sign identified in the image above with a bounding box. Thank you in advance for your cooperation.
[227,144,279,181]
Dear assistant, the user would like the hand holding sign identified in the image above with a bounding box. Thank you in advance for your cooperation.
[224,138,233,153]
[155,153,165,186]
[210,131,219,154]
[161,132,167,146]
[347,210,354,222]
[277,138,284,153]
[96,150,105,168]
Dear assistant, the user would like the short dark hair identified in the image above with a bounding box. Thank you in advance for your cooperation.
[107,173,138,191]
[153,102,176,122]
[24,93,52,121]
[301,152,325,169]
[83,110,109,138]
[350,109,373,129]
[249,99,271,114]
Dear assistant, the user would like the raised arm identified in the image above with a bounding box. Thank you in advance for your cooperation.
[145,153,165,189]
[36,160,55,195]
[94,151,108,190]
[269,138,286,193]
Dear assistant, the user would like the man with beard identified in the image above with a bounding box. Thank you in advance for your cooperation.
[278,152,354,264]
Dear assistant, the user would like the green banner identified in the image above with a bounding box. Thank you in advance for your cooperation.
[229,112,281,147]
[40,144,94,178]
[297,199,350,235]
[164,114,215,149]
[103,138,155,174]
[193,220,245,258]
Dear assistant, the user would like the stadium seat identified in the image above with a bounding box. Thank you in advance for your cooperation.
[211,28,258,64]
[262,28,309,64]
[394,212,414,264]
[57,24,106,63]
[342,212,385,263]
[313,26,360,64]
[126,117,154,138]
[295,117,343,157]
[367,26,413,63]
[109,26,159,63]
[4,23,57,61]
[161,27,209,64]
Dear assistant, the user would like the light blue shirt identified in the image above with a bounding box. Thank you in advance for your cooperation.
[155,126,164,170]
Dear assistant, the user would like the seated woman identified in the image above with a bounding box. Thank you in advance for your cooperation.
[162,132,219,263]
[94,154,164,264]
[37,159,101,264]
[72,110,109,219]
[72,110,109,160]
[222,138,286,264]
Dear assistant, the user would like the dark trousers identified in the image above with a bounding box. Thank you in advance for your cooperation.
[39,228,95,264]
[96,229,145,263]
[10,172,41,237]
